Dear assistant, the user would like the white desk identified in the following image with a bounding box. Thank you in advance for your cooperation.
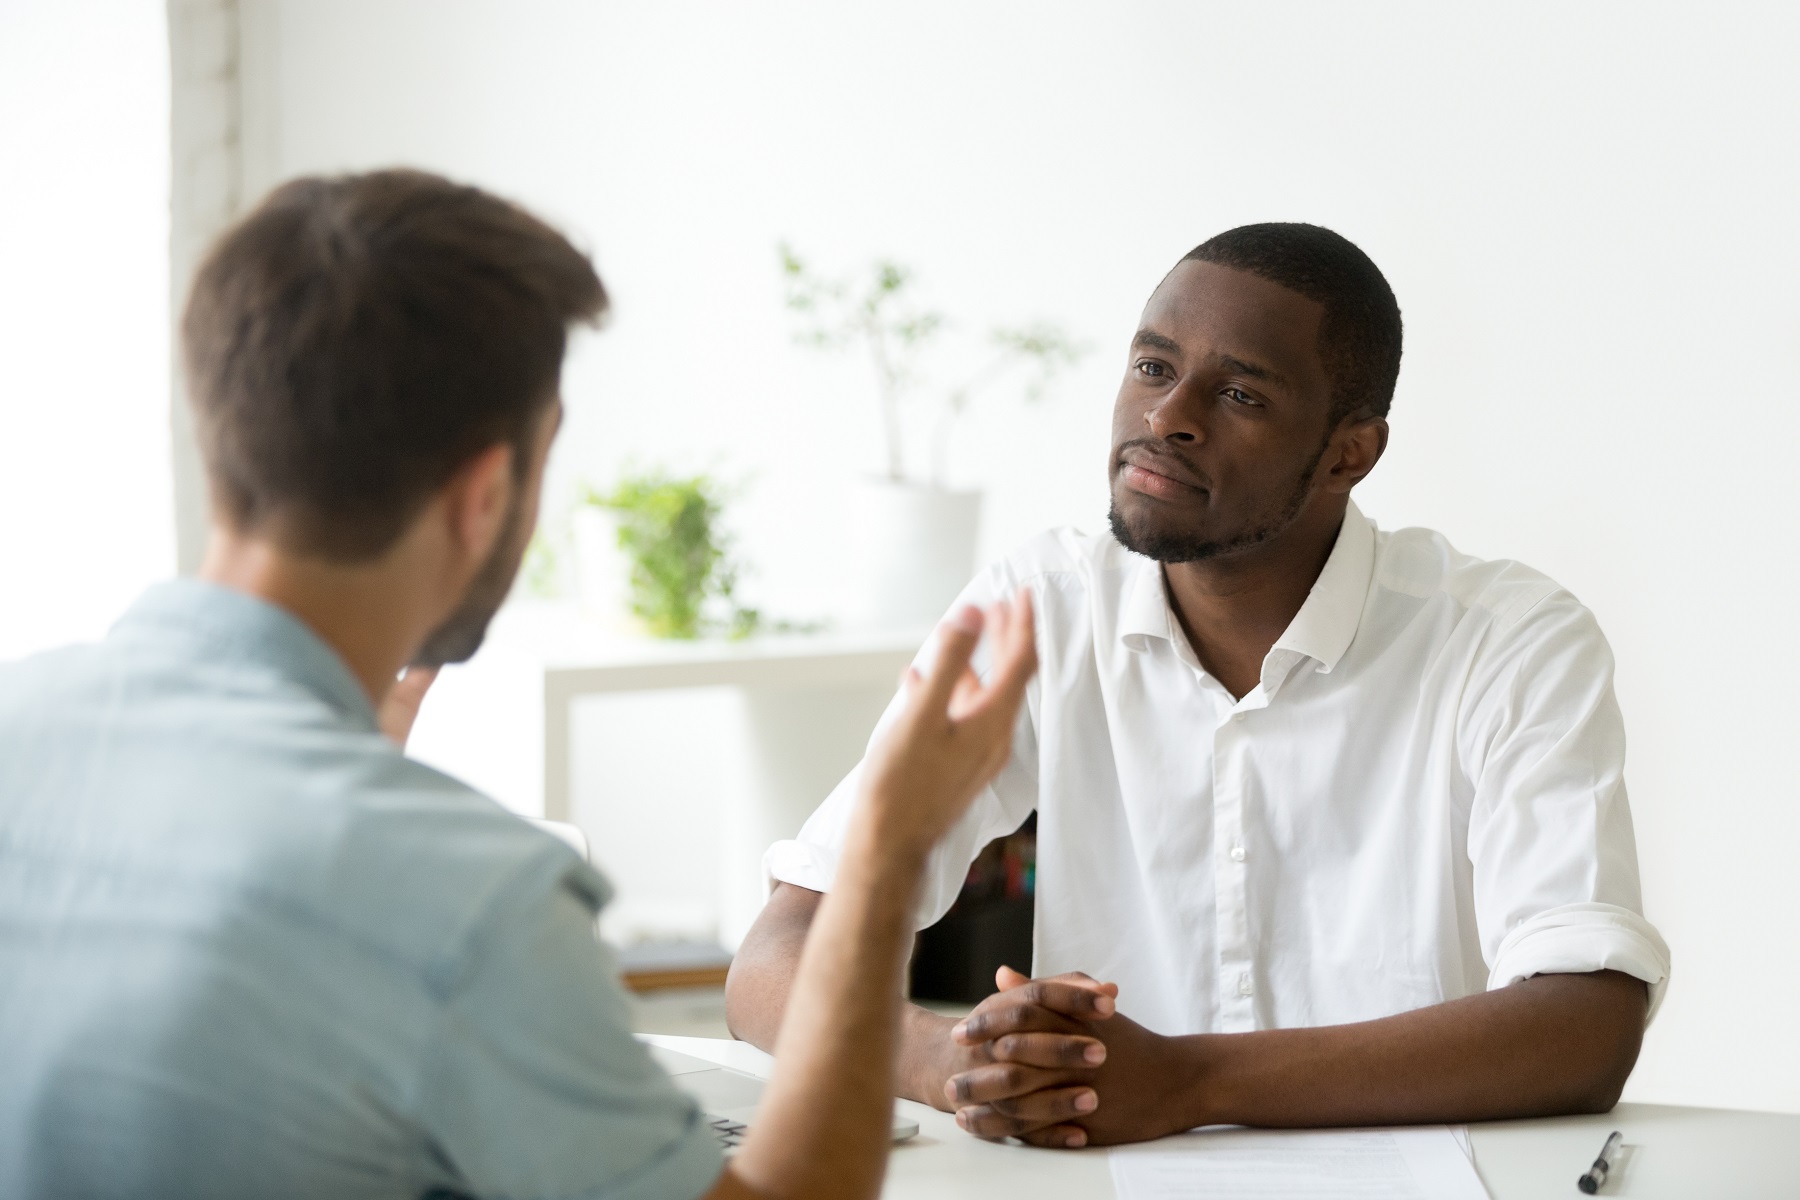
[645,1035,1800,1198]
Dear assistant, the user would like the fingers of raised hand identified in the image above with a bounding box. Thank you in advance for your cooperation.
[953,1084,1100,1141]
[943,592,1035,727]
[989,590,1037,689]
[947,664,985,719]
[916,605,985,713]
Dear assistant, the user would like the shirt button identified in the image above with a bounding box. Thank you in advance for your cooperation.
[1237,973,1254,997]
[1230,844,1247,862]
[1233,712,1246,723]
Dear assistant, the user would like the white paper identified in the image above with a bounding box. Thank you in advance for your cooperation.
[1109,1125,1489,1200]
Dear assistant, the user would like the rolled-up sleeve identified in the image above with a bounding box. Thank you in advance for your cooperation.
[763,563,1042,931]
[418,856,725,1200]
[1462,593,1671,1019]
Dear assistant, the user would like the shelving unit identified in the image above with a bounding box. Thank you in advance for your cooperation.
[408,602,922,949]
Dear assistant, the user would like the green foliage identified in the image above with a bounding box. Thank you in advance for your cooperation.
[987,323,1088,401]
[521,530,563,599]
[583,472,760,640]
[780,243,945,481]
[778,243,1089,484]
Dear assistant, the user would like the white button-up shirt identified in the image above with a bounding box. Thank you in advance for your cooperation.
[766,502,1670,1036]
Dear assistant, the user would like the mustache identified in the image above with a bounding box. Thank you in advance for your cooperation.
[1116,438,1212,490]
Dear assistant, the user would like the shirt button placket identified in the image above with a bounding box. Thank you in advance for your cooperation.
[1214,708,1256,1033]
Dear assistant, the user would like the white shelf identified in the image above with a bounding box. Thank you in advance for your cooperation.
[409,601,922,948]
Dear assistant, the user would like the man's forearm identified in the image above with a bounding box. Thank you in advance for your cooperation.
[725,882,963,1110]
[704,591,1040,1196]
[727,831,926,1199]
[1173,970,1648,1131]
[721,885,810,1052]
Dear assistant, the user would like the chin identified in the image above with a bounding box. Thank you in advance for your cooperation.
[1109,496,1172,551]
[1107,496,1235,564]
[412,613,495,668]
[1111,489,1189,536]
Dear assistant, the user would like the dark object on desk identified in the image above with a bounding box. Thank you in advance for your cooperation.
[618,939,733,993]
[1577,1129,1624,1193]
[909,816,1036,1004]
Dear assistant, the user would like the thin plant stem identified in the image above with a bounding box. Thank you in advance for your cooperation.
[865,313,906,482]
[928,352,1020,486]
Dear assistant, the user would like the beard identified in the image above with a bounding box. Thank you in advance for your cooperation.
[411,491,530,667]
[1108,438,1328,564]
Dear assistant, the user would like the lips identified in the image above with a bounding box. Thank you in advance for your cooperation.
[1118,448,1207,499]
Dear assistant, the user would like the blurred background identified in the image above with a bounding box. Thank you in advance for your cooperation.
[3,0,1798,1113]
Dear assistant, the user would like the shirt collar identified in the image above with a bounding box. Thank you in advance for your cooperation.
[1117,499,1377,677]
[112,578,379,730]
[1269,499,1376,676]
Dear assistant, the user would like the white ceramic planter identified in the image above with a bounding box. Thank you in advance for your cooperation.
[847,480,983,631]
[570,506,636,633]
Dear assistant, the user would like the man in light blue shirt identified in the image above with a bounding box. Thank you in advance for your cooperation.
[0,580,717,1197]
[0,169,1051,1199]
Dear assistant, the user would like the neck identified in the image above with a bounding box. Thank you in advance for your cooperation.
[198,530,434,709]
[1161,497,1348,699]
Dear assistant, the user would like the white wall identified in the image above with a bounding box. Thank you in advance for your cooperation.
[0,1,173,660]
[239,0,1800,1112]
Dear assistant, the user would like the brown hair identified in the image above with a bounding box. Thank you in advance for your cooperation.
[181,169,608,560]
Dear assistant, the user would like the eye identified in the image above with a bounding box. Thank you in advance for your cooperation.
[1222,387,1262,407]
[1135,359,1169,379]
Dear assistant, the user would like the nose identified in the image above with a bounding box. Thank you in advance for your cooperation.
[1144,383,1206,444]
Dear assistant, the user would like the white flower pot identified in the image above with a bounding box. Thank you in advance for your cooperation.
[847,480,983,631]
[570,506,636,633]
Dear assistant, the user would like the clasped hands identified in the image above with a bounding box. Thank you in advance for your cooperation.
[933,966,1192,1149]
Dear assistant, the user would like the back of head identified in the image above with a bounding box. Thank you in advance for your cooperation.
[181,169,608,560]
[1184,223,1402,424]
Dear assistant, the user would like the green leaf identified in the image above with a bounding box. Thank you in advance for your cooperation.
[585,471,730,640]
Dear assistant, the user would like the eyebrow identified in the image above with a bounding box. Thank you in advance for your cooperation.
[1131,329,1181,354]
[1216,354,1289,389]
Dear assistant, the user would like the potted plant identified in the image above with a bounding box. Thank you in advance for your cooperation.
[779,244,1084,629]
[576,471,760,640]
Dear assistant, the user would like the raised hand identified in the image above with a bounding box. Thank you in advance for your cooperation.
[855,591,1038,854]
[727,592,1039,1200]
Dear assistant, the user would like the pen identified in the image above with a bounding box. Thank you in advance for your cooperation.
[1577,1130,1624,1194]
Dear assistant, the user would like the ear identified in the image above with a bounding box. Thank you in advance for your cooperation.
[442,442,516,566]
[1321,415,1388,494]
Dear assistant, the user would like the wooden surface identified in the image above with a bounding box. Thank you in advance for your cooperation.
[621,964,733,993]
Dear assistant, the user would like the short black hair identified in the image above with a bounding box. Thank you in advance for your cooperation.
[1183,222,1402,423]
[183,169,608,561]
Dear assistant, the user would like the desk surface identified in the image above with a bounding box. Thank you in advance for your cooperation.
[644,1035,1799,1199]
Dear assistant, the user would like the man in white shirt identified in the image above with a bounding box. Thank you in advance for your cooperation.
[725,222,1670,1149]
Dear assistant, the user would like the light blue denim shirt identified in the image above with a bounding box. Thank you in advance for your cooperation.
[0,581,723,1200]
